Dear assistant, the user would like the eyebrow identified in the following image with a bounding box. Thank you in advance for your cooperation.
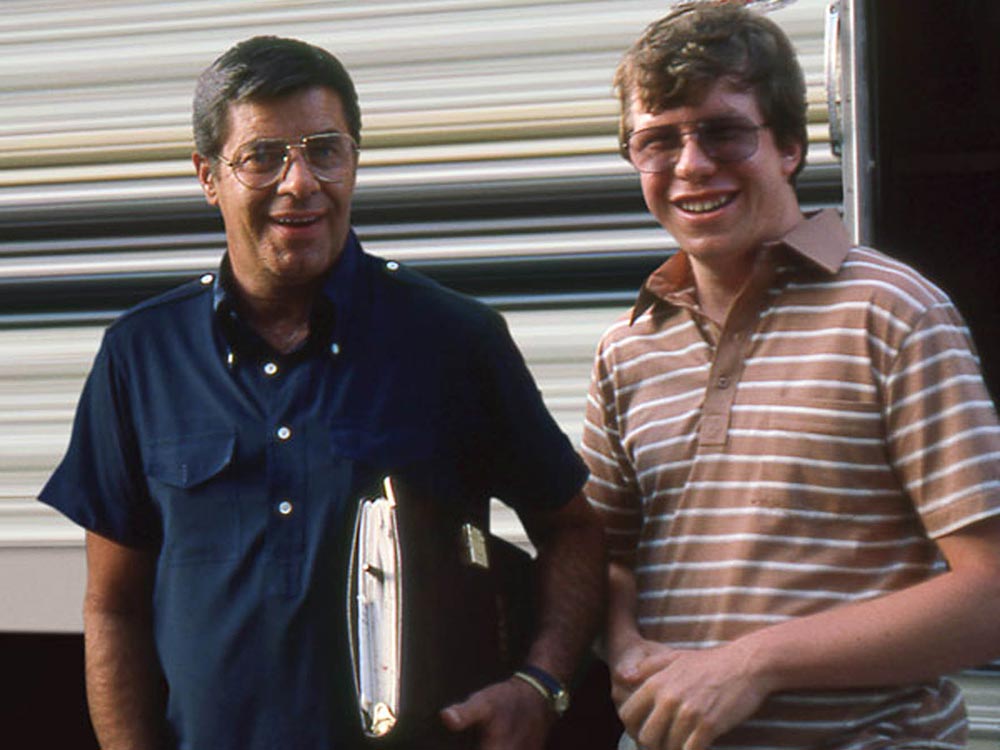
[636,115,758,132]
[238,130,345,144]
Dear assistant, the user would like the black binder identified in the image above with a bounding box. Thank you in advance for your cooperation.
[346,476,535,743]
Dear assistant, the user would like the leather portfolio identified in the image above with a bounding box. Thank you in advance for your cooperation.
[346,476,535,743]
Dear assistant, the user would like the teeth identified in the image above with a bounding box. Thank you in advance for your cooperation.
[275,216,316,225]
[677,196,730,213]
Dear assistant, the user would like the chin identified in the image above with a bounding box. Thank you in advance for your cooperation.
[277,243,335,268]
[676,233,735,258]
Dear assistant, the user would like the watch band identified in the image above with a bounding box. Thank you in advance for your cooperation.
[512,665,571,716]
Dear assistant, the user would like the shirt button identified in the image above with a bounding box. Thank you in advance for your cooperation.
[386,261,399,271]
[276,425,292,441]
[330,342,341,356]
[278,500,293,516]
[717,376,730,389]
[200,273,214,285]
[263,361,279,376]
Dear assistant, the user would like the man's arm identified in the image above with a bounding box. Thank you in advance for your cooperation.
[441,491,607,750]
[612,514,1000,750]
[83,531,167,750]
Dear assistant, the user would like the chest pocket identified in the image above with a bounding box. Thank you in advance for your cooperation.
[145,431,237,566]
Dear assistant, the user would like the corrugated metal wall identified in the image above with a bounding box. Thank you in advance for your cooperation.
[0,0,837,296]
[0,0,835,624]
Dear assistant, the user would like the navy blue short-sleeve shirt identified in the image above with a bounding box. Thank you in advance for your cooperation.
[40,231,588,750]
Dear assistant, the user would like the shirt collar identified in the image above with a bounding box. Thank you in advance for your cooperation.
[320,228,362,316]
[211,228,363,355]
[630,208,852,324]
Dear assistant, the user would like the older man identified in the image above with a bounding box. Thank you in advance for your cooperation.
[41,36,604,750]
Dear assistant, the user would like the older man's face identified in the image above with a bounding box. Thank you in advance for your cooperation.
[194,85,358,299]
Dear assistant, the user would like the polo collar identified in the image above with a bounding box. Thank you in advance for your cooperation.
[630,208,852,324]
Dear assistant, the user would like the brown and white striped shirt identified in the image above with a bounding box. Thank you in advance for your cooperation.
[583,209,1000,749]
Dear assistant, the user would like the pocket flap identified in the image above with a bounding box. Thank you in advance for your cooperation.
[146,432,236,488]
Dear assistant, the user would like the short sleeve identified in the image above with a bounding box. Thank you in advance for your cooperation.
[38,333,161,548]
[581,332,642,566]
[883,300,1000,537]
[474,310,588,513]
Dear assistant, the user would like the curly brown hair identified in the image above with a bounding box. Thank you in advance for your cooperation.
[614,2,807,178]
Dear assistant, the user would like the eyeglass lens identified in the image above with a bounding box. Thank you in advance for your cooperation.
[628,118,761,172]
[230,133,355,187]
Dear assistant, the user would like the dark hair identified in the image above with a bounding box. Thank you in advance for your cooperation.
[192,36,361,158]
[614,3,807,177]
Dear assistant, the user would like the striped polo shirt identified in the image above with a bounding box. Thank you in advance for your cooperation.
[583,209,1000,749]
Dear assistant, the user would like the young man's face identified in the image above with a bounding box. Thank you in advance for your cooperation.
[194,85,358,299]
[629,79,803,278]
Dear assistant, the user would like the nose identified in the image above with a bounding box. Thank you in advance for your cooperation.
[276,145,320,197]
[672,132,716,180]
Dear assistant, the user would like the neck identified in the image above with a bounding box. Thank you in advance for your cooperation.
[689,252,756,326]
[234,282,320,355]
[690,207,804,326]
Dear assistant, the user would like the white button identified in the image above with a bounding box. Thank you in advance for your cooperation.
[386,261,399,271]
[276,426,292,441]
[278,500,293,516]
[263,362,279,376]
[330,342,341,356]
[200,273,214,285]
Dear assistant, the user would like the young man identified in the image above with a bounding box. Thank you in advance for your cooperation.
[583,5,1000,750]
[40,36,605,750]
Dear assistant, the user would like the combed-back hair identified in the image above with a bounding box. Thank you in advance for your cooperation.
[193,35,361,158]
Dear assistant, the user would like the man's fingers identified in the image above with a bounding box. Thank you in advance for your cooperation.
[617,677,655,739]
[440,691,491,732]
[635,647,678,677]
[615,645,677,688]
[664,703,703,750]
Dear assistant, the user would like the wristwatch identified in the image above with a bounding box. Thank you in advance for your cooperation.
[512,664,571,716]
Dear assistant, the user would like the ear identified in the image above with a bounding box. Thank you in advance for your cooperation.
[779,139,803,180]
[192,152,219,206]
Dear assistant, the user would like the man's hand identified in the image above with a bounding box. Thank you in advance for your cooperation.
[613,640,771,750]
[607,633,665,708]
[440,675,554,750]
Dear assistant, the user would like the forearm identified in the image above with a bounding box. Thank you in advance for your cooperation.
[525,500,607,681]
[609,521,1000,750]
[604,561,643,660]
[84,605,167,750]
[83,532,166,750]
[745,561,1000,694]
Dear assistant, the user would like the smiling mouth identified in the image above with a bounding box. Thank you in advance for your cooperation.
[274,216,321,227]
[674,194,735,214]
